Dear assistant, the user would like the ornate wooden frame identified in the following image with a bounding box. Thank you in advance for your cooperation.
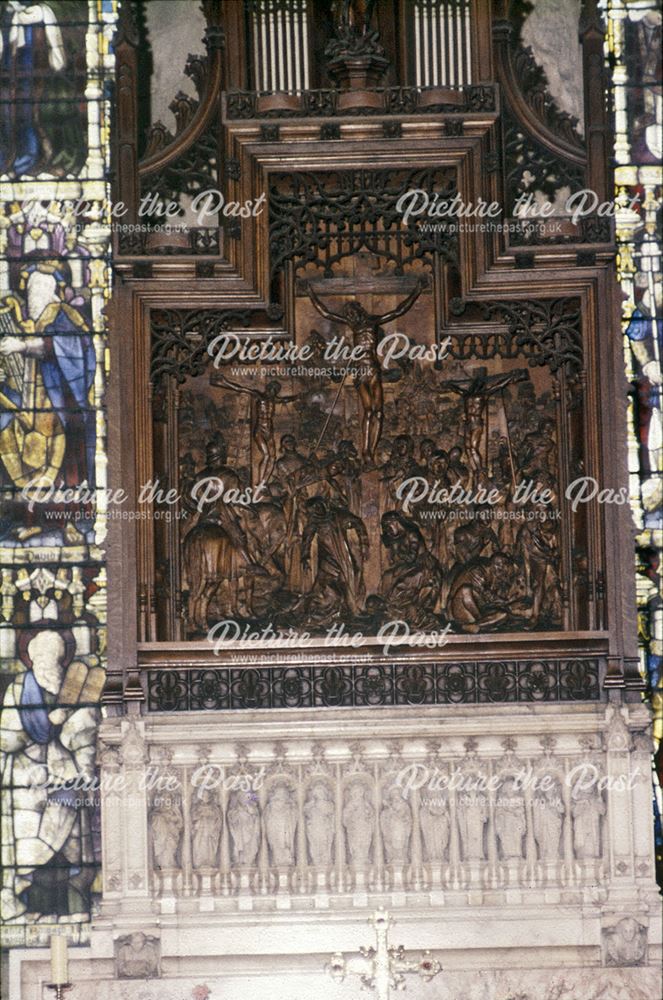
[105,0,639,709]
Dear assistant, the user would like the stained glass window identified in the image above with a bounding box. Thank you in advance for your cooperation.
[605,0,663,886]
[0,0,116,946]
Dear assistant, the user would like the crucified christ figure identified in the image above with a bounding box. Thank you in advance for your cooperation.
[437,367,528,487]
[307,280,423,466]
[212,375,301,483]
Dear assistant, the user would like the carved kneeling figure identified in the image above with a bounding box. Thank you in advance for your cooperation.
[448,553,528,633]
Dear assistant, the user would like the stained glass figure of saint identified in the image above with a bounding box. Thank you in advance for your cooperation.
[0,627,104,921]
[0,258,96,499]
[0,1,88,177]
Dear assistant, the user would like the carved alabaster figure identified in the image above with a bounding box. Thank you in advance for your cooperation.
[456,785,488,861]
[227,790,261,866]
[604,917,648,967]
[571,785,605,860]
[264,782,298,866]
[419,793,451,863]
[532,780,565,861]
[494,779,527,860]
[116,931,160,980]
[380,786,412,864]
[343,782,375,866]
[150,798,183,869]
[191,789,223,869]
[304,782,336,866]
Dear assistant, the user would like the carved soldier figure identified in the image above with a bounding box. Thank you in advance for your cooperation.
[343,783,375,866]
[185,436,257,567]
[182,433,286,630]
[212,374,302,483]
[447,445,468,485]
[515,513,561,626]
[380,434,421,483]
[380,786,412,864]
[333,438,362,513]
[264,783,298,866]
[191,789,223,869]
[419,450,454,581]
[270,433,314,590]
[308,282,423,464]
[273,433,309,484]
[418,438,437,470]
[304,782,336,866]
[227,790,261,866]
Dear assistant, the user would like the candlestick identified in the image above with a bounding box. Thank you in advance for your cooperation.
[50,934,68,984]
[46,986,72,1000]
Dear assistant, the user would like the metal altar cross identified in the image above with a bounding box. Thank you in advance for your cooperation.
[326,909,441,999]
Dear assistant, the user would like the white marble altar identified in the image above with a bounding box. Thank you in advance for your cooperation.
[9,699,662,1000]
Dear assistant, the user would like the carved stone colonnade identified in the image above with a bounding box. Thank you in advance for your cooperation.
[10,701,662,999]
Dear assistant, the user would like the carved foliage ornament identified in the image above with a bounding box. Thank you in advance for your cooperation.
[269,168,459,280]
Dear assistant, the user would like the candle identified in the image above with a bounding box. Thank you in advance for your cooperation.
[50,935,68,985]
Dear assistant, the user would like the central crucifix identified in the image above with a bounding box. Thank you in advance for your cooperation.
[326,909,441,999]
[308,281,423,466]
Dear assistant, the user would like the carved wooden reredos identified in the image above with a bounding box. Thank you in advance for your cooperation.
[107,0,638,710]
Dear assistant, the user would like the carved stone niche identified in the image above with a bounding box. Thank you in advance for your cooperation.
[115,931,161,979]
[602,916,648,967]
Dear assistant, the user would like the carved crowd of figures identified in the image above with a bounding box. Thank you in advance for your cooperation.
[179,357,563,636]
[148,769,606,886]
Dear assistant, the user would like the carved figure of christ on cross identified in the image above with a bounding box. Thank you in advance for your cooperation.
[437,366,528,488]
[211,374,302,483]
[307,281,423,466]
